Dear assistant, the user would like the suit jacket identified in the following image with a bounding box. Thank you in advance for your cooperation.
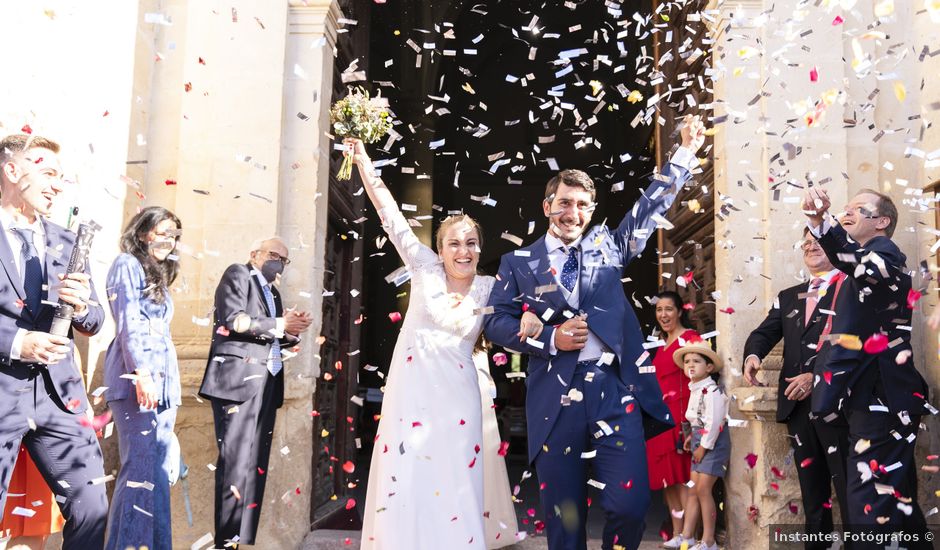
[743,279,839,423]
[0,218,104,414]
[198,263,300,408]
[811,223,928,416]
[485,162,691,463]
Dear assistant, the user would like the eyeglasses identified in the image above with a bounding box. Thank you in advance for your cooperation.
[262,250,291,266]
[800,240,822,251]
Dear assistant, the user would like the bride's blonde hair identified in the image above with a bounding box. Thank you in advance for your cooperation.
[434,214,484,253]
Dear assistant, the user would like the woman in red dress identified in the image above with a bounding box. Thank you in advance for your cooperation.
[646,290,697,546]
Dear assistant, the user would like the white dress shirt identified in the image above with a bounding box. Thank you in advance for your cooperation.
[250,268,286,335]
[0,208,46,361]
[544,232,610,362]
[685,377,729,450]
[545,146,698,362]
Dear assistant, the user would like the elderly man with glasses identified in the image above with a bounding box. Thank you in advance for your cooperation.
[199,237,312,548]
[742,228,851,549]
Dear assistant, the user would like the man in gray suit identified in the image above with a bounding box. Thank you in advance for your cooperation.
[199,237,312,547]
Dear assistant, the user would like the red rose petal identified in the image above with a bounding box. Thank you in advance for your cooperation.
[863,333,889,354]
[745,453,758,469]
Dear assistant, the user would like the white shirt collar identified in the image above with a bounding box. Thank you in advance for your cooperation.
[250,267,271,288]
[689,377,716,391]
[545,231,582,254]
[809,268,841,286]
[0,208,44,235]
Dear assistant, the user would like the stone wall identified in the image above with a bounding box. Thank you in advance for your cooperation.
[713,1,940,548]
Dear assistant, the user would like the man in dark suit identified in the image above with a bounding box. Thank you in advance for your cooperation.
[803,187,930,548]
[199,237,312,548]
[485,115,704,550]
[743,228,850,548]
[0,134,109,549]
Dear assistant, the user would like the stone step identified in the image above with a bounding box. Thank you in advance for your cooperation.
[301,530,669,550]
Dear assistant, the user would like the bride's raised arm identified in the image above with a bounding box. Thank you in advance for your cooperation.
[346,138,438,269]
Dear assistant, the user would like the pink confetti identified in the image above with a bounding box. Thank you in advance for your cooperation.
[863,333,888,354]
[498,441,510,456]
[832,15,844,25]
[493,352,508,366]
[342,461,355,474]
[809,67,819,82]
[388,311,402,323]
[20,124,32,134]
[823,371,833,385]
[745,453,758,469]
[800,457,814,468]
[719,307,735,314]
[345,498,356,510]
[906,288,922,309]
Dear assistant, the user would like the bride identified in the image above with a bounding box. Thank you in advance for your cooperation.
[346,138,538,549]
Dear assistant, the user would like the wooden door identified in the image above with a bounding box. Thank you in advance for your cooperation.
[654,0,717,333]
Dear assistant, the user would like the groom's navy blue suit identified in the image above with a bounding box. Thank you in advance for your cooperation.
[485,157,692,550]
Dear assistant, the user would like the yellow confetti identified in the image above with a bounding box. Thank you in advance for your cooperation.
[732,67,745,77]
[687,199,701,213]
[873,0,894,17]
[626,90,643,104]
[737,46,759,59]
[660,14,670,22]
[589,80,603,96]
[835,334,862,350]
[928,0,940,22]
[893,81,906,102]
[321,428,330,437]
[462,82,476,94]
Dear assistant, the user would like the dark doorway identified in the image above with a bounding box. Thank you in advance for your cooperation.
[328,0,718,542]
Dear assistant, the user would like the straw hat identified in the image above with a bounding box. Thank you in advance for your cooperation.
[672,338,723,371]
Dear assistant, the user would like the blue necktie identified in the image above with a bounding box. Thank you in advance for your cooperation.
[560,247,579,293]
[260,283,283,376]
[13,228,43,314]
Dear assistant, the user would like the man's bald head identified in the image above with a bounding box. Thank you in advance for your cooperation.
[248,236,289,270]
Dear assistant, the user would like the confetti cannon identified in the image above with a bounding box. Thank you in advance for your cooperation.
[49,221,101,337]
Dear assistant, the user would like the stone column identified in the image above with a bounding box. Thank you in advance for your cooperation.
[713,1,850,547]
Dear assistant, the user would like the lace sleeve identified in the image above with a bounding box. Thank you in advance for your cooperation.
[377,206,439,270]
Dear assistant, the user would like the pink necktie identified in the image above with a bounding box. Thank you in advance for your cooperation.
[805,277,824,325]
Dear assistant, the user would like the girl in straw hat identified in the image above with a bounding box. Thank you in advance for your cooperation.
[668,338,729,550]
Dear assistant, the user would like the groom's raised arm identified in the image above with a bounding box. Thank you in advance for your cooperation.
[614,115,704,268]
[484,255,553,360]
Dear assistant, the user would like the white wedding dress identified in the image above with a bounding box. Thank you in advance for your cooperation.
[361,207,518,550]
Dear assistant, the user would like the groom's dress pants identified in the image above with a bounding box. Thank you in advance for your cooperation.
[534,360,650,550]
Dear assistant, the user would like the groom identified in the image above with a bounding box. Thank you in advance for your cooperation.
[485,115,704,550]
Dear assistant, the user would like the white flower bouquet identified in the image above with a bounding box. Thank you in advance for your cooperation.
[330,86,393,180]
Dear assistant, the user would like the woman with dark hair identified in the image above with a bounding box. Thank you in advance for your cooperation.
[103,207,182,550]
[648,290,699,548]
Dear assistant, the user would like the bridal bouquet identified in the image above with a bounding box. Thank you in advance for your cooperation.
[330,86,393,180]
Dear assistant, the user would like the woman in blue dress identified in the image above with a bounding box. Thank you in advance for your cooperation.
[103,206,182,550]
